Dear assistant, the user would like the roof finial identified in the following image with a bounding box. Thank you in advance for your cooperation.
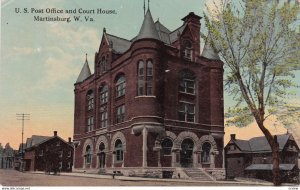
[148,0,150,10]
[85,53,88,63]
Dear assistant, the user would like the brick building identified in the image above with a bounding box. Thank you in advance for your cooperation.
[225,133,299,183]
[23,131,73,172]
[73,8,225,179]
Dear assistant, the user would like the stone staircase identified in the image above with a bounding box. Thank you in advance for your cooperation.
[183,168,214,181]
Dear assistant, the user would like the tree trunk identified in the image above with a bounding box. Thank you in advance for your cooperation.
[255,117,281,186]
[272,136,281,186]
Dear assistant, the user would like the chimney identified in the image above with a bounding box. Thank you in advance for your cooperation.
[68,137,71,144]
[230,134,236,140]
[54,131,57,137]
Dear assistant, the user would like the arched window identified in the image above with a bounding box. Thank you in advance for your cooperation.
[183,40,192,60]
[85,145,92,164]
[115,75,126,97]
[115,139,123,161]
[100,85,108,104]
[201,142,211,163]
[161,138,173,155]
[179,70,196,94]
[87,90,94,110]
[137,60,153,96]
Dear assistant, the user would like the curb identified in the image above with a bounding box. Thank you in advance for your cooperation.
[29,171,274,186]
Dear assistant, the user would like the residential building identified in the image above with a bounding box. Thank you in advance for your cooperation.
[23,131,73,172]
[225,133,299,183]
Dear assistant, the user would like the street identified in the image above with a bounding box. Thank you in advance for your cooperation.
[0,169,255,186]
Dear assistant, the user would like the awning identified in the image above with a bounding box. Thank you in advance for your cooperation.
[245,164,296,171]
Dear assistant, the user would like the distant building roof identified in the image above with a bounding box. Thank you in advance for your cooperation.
[229,134,296,153]
[26,135,50,149]
[245,164,296,171]
[76,56,91,83]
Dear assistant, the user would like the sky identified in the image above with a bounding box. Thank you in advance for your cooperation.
[1,0,299,149]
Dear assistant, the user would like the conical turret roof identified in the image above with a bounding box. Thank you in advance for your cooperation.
[202,33,220,60]
[76,54,91,83]
[135,9,160,41]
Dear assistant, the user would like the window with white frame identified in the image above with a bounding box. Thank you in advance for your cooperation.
[183,40,192,60]
[115,75,126,97]
[100,85,108,104]
[137,60,153,96]
[179,71,195,94]
[116,105,125,123]
[178,102,195,122]
[87,117,94,132]
[100,109,108,128]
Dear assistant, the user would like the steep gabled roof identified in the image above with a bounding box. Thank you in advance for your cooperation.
[155,21,171,44]
[105,33,132,54]
[169,24,187,43]
[76,56,91,83]
[234,139,252,152]
[249,134,290,152]
[201,33,220,60]
[229,134,293,153]
[26,135,50,149]
[135,9,160,41]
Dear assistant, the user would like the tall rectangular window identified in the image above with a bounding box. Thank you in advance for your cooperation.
[87,91,94,110]
[137,60,153,96]
[116,76,126,98]
[116,105,125,123]
[100,110,108,128]
[87,117,94,132]
[100,85,108,104]
[178,102,195,122]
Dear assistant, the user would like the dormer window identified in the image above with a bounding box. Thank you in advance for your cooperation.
[183,40,192,60]
[100,56,107,74]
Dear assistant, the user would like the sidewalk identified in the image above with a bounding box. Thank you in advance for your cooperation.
[30,171,275,186]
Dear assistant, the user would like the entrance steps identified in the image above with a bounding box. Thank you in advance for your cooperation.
[183,168,215,181]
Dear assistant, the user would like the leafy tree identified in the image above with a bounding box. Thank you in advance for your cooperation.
[204,0,300,185]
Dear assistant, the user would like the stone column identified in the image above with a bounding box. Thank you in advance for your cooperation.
[157,149,161,167]
[210,151,215,168]
[193,151,198,168]
[111,152,115,168]
[222,148,225,168]
[142,127,148,167]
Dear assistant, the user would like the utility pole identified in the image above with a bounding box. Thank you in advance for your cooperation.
[16,113,30,171]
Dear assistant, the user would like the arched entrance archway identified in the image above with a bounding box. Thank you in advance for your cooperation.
[180,138,194,168]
